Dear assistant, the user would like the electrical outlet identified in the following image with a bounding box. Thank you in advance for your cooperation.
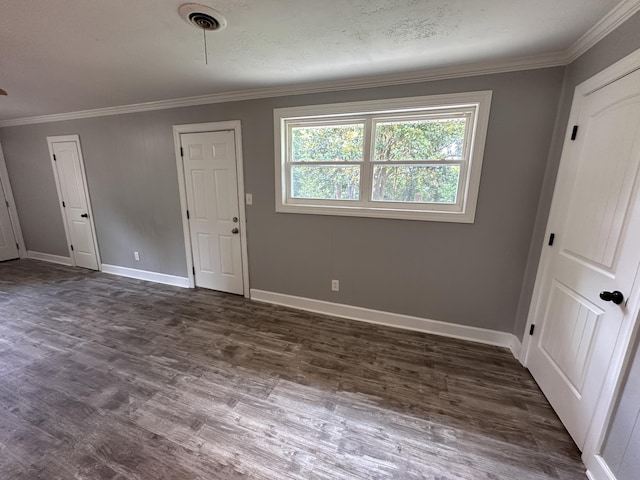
[246,193,253,205]
[331,279,339,291]
[134,251,140,261]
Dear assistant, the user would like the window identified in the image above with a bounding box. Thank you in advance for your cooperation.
[274,91,492,222]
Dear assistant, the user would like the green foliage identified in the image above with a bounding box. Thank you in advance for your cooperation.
[374,118,465,161]
[291,124,363,162]
[291,165,360,200]
[290,118,465,203]
[372,165,459,204]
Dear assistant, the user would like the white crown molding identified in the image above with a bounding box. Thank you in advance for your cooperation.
[251,289,522,359]
[0,1,637,128]
[565,0,640,63]
[0,52,566,128]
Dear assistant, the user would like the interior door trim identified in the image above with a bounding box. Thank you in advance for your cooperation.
[172,121,250,297]
[0,141,26,257]
[522,46,640,477]
[46,134,101,270]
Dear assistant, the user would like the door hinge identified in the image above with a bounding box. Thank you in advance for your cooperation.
[186,210,190,219]
[571,125,578,141]
[70,244,74,251]
[180,147,184,157]
[192,266,196,275]
[529,324,535,336]
[62,201,66,208]
[5,200,8,208]
[16,243,19,250]
[548,233,555,246]
[53,154,57,161]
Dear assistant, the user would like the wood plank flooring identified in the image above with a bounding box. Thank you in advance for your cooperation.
[0,259,585,479]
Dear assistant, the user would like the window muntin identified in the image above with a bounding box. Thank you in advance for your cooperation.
[274,92,492,222]
[287,120,365,202]
[370,113,470,206]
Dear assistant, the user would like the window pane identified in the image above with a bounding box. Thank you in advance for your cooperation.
[291,124,364,162]
[374,118,466,161]
[291,165,360,200]
[371,165,460,204]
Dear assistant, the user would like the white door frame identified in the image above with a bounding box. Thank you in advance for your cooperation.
[0,141,26,257]
[521,47,640,478]
[46,135,101,269]
[173,121,250,297]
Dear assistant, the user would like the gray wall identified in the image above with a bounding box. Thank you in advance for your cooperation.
[602,335,640,480]
[512,10,640,338]
[0,130,69,256]
[0,67,563,333]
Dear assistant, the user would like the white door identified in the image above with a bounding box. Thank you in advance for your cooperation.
[527,67,640,449]
[181,131,244,295]
[49,138,99,270]
[0,179,19,261]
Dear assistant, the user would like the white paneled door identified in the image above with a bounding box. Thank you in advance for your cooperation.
[527,67,640,450]
[181,131,244,295]
[0,179,19,261]
[48,137,99,270]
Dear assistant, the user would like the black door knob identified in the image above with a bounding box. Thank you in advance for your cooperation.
[81,213,88,218]
[599,290,624,305]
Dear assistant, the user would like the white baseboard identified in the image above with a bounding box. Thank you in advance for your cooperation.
[27,250,72,266]
[586,455,616,480]
[101,264,190,288]
[510,336,524,364]
[250,289,521,357]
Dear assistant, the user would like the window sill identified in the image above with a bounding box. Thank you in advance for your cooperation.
[275,202,476,223]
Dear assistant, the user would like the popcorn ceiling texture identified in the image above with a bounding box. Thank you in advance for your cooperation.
[0,0,619,121]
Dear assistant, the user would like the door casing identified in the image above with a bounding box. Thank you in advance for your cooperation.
[173,121,250,297]
[522,47,640,477]
[46,135,101,269]
[0,141,26,257]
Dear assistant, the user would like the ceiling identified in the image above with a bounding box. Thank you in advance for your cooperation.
[0,0,633,123]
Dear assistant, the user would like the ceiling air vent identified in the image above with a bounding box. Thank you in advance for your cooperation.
[179,4,227,31]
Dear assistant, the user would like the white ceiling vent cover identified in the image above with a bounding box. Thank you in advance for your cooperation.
[179,3,227,31]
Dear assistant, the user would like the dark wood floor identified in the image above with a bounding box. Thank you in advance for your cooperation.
[0,259,584,479]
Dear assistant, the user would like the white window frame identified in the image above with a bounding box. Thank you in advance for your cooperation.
[274,91,492,223]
